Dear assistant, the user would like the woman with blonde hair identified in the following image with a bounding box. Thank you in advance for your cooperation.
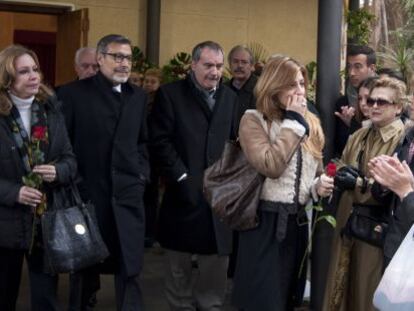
[0,45,76,310]
[323,77,407,311]
[232,55,334,311]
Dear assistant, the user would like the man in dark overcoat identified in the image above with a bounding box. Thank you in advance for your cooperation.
[149,41,238,310]
[57,34,149,311]
[225,44,257,126]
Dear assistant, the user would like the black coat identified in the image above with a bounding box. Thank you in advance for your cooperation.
[226,74,257,126]
[380,128,414,262]
[57,72,149,277]
[149,76,238,255]
[0,96,77,250]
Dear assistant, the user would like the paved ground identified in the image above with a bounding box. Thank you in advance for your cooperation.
[17,246,236,311]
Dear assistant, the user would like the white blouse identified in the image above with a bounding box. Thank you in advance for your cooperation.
[9,92,34,137]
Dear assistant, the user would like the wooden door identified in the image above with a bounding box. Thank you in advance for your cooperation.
[55,8,89,86]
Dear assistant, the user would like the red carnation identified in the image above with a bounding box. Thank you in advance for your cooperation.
[326,162,337,177]
[32,126,46,141]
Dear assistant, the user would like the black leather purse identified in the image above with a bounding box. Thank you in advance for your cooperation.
[345,204,389,248]
[41,181,109,273]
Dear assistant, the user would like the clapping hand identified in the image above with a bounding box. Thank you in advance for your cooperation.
[369,155,414,200]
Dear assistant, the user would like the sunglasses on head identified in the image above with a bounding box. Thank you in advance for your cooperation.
[366,98,393,107]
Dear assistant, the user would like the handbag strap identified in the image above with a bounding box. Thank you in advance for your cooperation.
[51,179,83,210]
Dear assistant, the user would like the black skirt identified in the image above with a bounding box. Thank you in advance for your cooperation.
[232,208,308,311]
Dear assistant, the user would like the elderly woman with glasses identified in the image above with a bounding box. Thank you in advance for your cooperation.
[323,77,407,311]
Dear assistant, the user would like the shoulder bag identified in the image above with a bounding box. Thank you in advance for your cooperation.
[203,139,264,231]
[343,128,390,247]
[42,181,109,273]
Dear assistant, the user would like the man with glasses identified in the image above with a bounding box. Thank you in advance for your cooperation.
[57,34,149,311]
[334,45,377,156]
[74,47,99,80]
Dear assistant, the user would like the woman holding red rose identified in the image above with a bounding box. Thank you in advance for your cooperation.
[232,55,334,311]
[323,77,407,311]
[0,45,77,310]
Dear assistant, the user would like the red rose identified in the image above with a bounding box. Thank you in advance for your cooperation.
[326,162,337,177]
[32,126,47,141]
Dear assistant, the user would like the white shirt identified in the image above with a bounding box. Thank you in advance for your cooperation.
[9,92,34,137]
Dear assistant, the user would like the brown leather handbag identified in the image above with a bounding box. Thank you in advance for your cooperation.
[203,140,264,231]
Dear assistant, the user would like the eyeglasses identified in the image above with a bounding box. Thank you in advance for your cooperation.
[102,52,132,63]
[366,98,393,107]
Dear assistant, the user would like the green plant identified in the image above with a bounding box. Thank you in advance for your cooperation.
[246,42,269,64]
[378,29,414,90]
[306,61,317,102]
[161,52,192,83]
[346,8,376,45]
[131,46,156,74]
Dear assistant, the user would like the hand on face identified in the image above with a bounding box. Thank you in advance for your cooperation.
[285,94,307,116]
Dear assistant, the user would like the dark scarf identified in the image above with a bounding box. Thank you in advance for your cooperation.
[6,99,49,174]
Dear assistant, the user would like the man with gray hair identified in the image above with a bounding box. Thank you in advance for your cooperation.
[150,40,238,310]
[226,45,257,126]
[58,34,149,311]
[74,47,98,80]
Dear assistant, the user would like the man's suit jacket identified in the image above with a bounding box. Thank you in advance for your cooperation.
[57,72,149,277]
[149,76,238,255]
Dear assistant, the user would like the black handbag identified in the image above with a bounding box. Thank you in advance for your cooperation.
[203,140,264,231]
[41,181,109,273]
[345,204,389,248]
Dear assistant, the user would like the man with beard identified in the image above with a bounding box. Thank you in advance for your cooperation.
[149,41,238,310]
[57,34,149,311]
[226,45,257,127]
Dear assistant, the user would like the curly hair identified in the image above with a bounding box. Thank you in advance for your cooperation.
[370,76,409,110]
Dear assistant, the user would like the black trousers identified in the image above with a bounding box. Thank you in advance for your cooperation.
[70,267,143,311]
[233,210,308,311]
[0,247,59,311]
[0,248,24,311]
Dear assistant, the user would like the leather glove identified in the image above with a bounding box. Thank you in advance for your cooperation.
[335,166,361,190]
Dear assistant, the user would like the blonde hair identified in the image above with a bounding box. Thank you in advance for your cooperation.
[255,55,325,159]
[370,76,409,110]
[0,45,52,116]
[144,68,162,82]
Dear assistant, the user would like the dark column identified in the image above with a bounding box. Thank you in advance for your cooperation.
[146,0,161,65]
[312,0,343,310]
[349,0,360,11]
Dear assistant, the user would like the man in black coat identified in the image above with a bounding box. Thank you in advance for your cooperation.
[225,44,257,279]
[370,125,414,266]
[57,34,149,311]
[225,45,257,126]
[334,45,376,157]
[149,41,238,310]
